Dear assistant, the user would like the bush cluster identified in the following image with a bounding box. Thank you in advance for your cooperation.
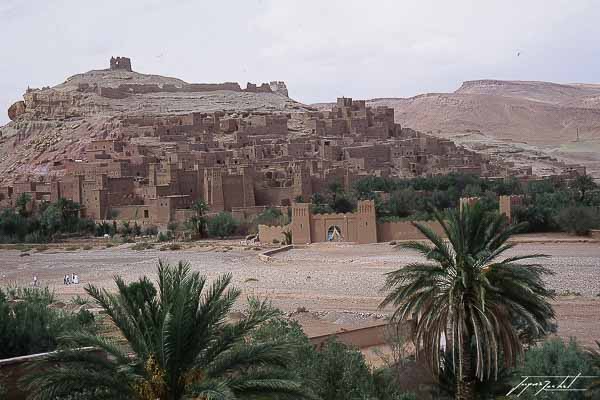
[0,286,96,359]
[0,196,95,243]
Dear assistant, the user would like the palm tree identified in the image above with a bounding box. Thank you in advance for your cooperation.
[190,199,209,238]
[23,261,311,400]
[589,341,600,394]
[380,205,555,400]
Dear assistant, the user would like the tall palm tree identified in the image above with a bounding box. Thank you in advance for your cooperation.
[23,261,312,400]
[380,205,555,400]
[589,341,600,394]
[189,199,209,238]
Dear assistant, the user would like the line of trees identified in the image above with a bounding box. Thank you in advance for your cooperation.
[0,195,95,243]
[305,173,600,235]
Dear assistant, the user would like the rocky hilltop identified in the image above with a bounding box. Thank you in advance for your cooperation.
[0,57,311,182]
[365,80,600,146]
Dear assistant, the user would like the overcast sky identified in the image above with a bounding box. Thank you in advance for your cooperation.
[1,0,599,124]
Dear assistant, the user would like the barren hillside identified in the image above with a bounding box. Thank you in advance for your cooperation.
[315,79,600,177]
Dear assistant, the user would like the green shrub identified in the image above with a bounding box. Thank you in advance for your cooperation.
[251,317,414,400]
[167,221,179,233]
[207,212,239,238]
[70,295,90,305]
[513,338,595,400]
[132,222,142,236]
[556,206,600,236]
[0,286,95,358]
[157,231,173,242]
[131,242,155,251]
[119,221,132,236]
[160,243,182,251]
[143,225,158,236]
[254,208,285,226]
[24,231,49,244]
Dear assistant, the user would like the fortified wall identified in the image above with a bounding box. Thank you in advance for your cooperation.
[259,200,376,244]
[258,195,527,245]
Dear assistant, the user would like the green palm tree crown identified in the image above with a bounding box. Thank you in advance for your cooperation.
[24,261,311,400]
[380,205,555,392]
[589,341,600,394]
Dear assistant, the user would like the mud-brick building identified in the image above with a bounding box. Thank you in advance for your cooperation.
[290,200,378,244]
[258,199,450,245]
[258,200,377,245]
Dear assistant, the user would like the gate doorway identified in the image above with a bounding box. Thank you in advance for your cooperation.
[327,225,343,241]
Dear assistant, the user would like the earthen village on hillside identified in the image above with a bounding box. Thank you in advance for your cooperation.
[0,58,587,242]
[2,4,600,396]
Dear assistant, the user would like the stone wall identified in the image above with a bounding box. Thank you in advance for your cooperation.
[258,224,290,243]
[377,220,445,242]
[96,81,280,99]
[290,200,377,245]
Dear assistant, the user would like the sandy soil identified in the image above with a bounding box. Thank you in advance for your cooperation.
[1,240,599,346]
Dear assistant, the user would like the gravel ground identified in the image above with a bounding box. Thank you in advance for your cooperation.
[1,241,599,304]
[1,240,599,344]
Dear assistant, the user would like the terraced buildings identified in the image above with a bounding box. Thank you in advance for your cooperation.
[0,58,583,227]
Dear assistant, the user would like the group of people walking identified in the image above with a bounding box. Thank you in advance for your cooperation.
[64,273,79,285]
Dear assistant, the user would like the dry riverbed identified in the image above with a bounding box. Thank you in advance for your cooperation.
[1,240,599,345]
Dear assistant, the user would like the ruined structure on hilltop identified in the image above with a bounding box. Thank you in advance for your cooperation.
[0,58,587,229]
[109,56,132,72]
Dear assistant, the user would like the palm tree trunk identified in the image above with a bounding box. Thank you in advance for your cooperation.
[456,334,476,400]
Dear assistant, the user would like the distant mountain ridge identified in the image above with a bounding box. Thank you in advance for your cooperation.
[314,79,600,146]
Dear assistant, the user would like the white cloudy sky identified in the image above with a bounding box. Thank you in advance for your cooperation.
[1,0,599,124]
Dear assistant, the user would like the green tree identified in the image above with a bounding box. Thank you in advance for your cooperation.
[54,198,81,232]
[327,180,344,200]
[23,261,310,400]
[16,192,32,217]
[120,220,132,236]
[207,212,239,238]
[189,199,209,238]
[331,195,354,213]
[0,208,28,240]
[380,205,555,400]
[40,204,63,236]
[252,317,413,400]
[571,174,597,203]
[387,190,416,218]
